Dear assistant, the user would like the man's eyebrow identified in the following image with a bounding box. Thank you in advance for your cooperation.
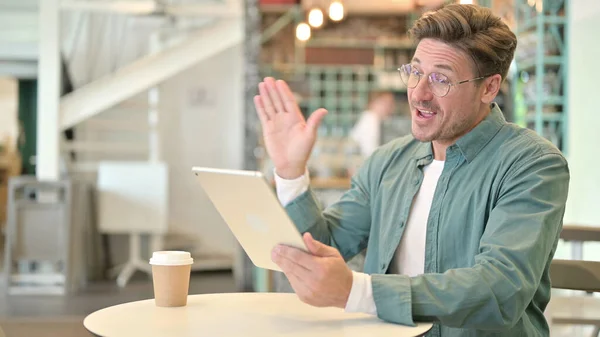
[434,64,454,72]
[411,57,455,72]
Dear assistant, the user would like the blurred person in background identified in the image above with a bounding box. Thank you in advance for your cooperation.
[349,91,396,158]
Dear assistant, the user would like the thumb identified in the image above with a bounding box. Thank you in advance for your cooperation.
[303,232,336,257]
[306,109,328,134]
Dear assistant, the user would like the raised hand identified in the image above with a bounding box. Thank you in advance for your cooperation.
[254,77,327,179]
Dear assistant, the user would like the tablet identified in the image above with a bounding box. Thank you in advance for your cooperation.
[192,167,308,272]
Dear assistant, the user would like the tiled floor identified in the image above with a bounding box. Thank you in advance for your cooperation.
[0,271,237,337]
[0,271,236,319]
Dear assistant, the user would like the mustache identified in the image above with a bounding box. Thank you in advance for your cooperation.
[411,101,440,112]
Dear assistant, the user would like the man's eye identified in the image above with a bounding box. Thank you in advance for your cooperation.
[432,73,449,84]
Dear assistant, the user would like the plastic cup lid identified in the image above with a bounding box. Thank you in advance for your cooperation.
[149,251,194,266]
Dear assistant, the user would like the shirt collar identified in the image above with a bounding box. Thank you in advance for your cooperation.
[455,103,506,163]
[414,141,434,166]
[412,103,506,164]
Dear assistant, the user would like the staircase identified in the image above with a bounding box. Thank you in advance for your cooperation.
[60,15,243,173]
[0,0,245,285]
[0,0,243,169]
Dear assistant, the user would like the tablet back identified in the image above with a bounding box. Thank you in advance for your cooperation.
[192,167,308,272]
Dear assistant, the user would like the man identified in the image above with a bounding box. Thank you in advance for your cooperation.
[350,90,396,158]
[253,4,569,337]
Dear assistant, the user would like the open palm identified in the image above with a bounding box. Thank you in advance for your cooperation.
[254,77,327,179]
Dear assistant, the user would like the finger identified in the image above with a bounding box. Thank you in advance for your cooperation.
[275,80,300,115]
[303,233,337,257]
[272,246,313,274]
[306,109,328,134]
[285,271,317,305]
[264,77,286,114]
[258,82,276,119]
[254,95,270,123]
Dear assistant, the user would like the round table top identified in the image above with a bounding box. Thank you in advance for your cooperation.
[84,292,433,337]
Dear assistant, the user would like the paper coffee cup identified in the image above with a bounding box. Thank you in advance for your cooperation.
[149,251,194,307]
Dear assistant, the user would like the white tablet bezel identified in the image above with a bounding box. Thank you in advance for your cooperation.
[192,166,308,272]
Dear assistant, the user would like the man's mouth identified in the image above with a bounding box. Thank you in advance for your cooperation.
[416,108,437,119]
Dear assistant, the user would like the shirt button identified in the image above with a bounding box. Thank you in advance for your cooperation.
[414,179,420,185]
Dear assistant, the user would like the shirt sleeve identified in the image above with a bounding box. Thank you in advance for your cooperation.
[344,271,378,316]
[283,150,376,261]
[273,168,310,207]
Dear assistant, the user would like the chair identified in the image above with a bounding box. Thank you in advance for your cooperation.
[548,225,600,337]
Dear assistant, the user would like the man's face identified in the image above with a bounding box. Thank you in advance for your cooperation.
[408,38,487,145]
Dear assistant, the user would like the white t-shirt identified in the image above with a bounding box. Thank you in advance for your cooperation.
[349,111,381,158]
[391,159,444,277]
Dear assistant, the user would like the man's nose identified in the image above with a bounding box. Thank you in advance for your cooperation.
[411,76,434,102]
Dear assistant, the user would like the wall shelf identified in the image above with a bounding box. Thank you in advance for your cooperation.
[517,15,567,35]
[525,95,564,107]
[259,11,416,143]
[526,112,563,123]
[513,0,568,152]
[518,56,563,72]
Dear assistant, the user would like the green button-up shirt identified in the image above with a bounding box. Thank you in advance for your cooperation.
[285,104,570,336]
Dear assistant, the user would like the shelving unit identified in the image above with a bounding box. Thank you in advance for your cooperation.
[512,0,568,152]
[260,35,415,137]
[261,64,410,136]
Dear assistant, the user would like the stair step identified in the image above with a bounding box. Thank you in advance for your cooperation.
[83,119,151,132]
[62,141,148,155]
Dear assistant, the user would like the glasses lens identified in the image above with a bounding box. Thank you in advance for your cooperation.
[399,65,410,86]
[429,72,451,97]
[399,65,419,88]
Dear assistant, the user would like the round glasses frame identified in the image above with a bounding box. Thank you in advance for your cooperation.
[398,64,493,98]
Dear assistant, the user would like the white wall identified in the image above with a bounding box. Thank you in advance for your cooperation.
[560,0,600,260]
[72,43,244,261]
[0,77,19,149]
[49,9,244,267]
[159,44,243,256]
[72,44,244,266]
[0,1,39,79]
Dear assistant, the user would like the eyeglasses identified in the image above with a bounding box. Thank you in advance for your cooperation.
[398,64,492,98]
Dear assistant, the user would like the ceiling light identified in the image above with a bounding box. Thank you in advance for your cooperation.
[308,8,324,28]
[296,22,311,41]
[328,1,344,22]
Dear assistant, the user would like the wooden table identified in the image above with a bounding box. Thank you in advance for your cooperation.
[550,295,600,326]
[84,293,433,337]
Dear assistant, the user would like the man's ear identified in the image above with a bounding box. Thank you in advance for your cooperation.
[480,74,502,104]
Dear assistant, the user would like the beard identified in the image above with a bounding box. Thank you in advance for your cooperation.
[410,100,482,144]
